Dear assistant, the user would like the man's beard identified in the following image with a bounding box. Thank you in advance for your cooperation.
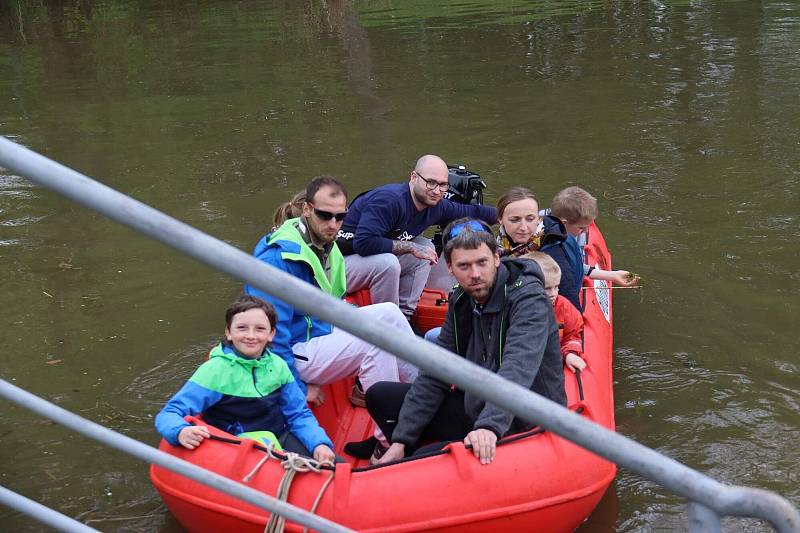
[470,287,490,300]
[412,187,440,207]
[305,217,335,244]
[464,277,494,303]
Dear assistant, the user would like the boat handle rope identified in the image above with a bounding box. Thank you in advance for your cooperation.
[206,406,585,475]
[355,405,588,471]
[240,443,335,533]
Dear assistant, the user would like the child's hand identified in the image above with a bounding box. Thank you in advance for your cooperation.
[565,353,587,373]
[313,444,336,465]
[610,270,640,287]
[306,384,325,406]
[178,425,210,450]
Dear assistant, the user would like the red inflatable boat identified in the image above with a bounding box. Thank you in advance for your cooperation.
[150,223,617,532]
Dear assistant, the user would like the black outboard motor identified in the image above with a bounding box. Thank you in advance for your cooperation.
[432,164,488,255]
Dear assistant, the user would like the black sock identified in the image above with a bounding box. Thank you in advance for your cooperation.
[344,436,378,459]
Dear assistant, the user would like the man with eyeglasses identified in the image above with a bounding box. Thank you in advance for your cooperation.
[245,176,418,427]
[337,154,496,320]
[346,218,566,464]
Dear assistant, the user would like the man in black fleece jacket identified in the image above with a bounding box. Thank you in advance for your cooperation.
[354,218,566,465]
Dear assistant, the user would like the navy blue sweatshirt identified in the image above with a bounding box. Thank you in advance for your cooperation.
[338,183,497,256]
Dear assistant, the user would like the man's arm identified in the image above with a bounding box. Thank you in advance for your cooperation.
[352,191,403,256]
[441,304,498,465]
[390,372,450,447]
[391,240,438,263]
[473,288,554,436]
[388,304,458,447]
[436,201,497,227]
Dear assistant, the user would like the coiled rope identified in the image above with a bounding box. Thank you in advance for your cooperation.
[242,443,335,533]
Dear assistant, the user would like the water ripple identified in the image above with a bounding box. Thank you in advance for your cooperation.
[0,214,47,226]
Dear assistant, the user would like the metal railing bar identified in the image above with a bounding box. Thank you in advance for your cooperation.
[1,137,798,532]
[0,485,100,533]
[688,501,722,532]
[0,379,353,533]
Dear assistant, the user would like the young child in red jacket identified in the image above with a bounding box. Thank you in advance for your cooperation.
[522,252,587,373]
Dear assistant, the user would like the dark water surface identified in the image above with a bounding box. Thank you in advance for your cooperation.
[1,1,798,531]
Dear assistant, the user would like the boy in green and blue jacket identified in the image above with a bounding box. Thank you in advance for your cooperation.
[155,296,335,462]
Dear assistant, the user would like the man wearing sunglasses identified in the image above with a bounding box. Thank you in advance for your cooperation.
[245,176,418,430]
[347,218,566,465]
[337,154,496,320]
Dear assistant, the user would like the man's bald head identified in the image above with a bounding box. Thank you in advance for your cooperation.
[409,154,450,209]
[414,154,448,176]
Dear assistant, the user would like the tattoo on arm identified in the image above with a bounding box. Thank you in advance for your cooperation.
[392,240,422,255]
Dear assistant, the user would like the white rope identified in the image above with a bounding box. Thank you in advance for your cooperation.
[304,471,336,533]
[240,443,335,533]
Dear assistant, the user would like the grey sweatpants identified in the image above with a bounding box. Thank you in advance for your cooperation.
[344,236,434,318]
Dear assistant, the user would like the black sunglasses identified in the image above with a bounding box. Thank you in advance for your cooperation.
[312,206,348,222]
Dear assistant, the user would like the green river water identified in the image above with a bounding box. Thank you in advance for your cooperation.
[1,1,798,531]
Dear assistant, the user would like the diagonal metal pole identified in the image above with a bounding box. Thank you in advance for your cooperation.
[0,485,99,533]
[1,136,798,532]
[0,379,352,533]
[688,501,722,532]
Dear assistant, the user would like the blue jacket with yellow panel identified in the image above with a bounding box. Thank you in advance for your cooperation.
[244,218,347,393]
[155,343,333,453]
